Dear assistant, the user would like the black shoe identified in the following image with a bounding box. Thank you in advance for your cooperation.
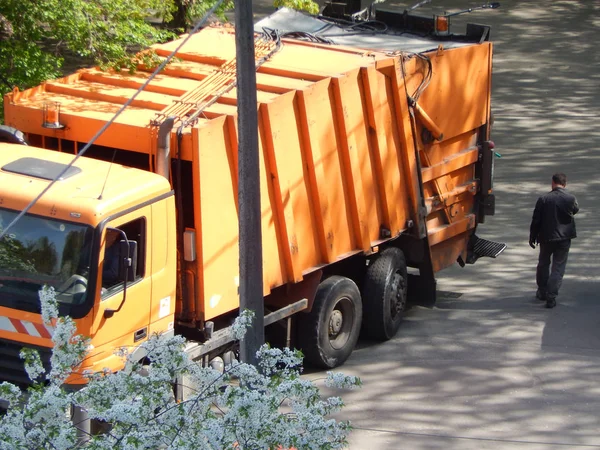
[545,298,556,308]
[536,290,547,301]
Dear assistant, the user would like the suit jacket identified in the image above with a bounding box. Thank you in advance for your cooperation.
[530,187,579,244]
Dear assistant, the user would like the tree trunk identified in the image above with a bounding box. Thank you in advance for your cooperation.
[169,1,189,30]
[0,14,13,40]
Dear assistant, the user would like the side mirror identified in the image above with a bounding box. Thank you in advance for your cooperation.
[105,239,137,319]
[118,239,138,282]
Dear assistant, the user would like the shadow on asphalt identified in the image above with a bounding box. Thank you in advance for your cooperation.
[295,1,600,446]
[225,0,600,446]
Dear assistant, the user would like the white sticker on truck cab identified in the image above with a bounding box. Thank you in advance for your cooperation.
[159,297,171,319]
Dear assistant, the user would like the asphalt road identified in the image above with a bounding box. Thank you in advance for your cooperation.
[249,0,600,448]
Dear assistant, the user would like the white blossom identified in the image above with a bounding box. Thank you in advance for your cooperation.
[39,285,58,323]
[231,309,254,340]
[0,288,360,449]
[0,382,21,407]
[20,348,45,382]
[325,371,362,390]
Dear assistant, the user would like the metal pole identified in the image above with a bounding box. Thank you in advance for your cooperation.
[72,404,90,444]
[235,0,264,366]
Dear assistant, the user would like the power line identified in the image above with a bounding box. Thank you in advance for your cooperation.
[0,0,225,240]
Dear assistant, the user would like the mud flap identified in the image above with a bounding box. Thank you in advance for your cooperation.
[407,272,437,307]
[407,236,437,307]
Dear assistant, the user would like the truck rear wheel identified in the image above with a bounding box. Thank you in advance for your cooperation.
[362,247,407,341]
[297,276,362,369]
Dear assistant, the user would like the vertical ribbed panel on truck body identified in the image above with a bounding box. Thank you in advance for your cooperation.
[4,25,493,321]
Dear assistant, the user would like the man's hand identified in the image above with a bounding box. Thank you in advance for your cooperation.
[529,240,536,249]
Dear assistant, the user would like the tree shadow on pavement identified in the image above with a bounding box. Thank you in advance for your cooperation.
[302,1,600,448]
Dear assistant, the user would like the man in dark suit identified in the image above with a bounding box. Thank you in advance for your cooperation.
[529,173,579,308]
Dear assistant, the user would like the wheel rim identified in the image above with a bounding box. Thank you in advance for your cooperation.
[328,296,354,350]
[389,271,406,319]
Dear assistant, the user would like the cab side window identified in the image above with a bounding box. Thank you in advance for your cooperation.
[101,217,145,297]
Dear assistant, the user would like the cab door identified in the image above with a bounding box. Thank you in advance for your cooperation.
[90,207,152,364]
[147,197,177,337]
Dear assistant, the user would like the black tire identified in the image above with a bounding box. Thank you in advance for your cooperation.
[362,247,408,341]
[297,276,362,369]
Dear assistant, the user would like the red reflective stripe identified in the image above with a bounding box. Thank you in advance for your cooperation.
[9,318,27,335]
[33,322,52,339]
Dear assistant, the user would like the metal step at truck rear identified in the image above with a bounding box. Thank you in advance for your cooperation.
[466,235,506,264]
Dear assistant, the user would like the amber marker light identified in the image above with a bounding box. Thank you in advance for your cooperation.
[42,101,65,129]
[434,15,450,36]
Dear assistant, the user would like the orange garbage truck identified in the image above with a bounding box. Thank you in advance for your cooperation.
[0,4,504,385]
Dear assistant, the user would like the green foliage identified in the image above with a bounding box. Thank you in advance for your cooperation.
[169,0,234,31]
[274,0,320,15]
[0,0,232,123]
[0,0,164,89]
[0,233,36,273]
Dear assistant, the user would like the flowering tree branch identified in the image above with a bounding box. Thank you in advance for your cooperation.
[0,289,360,449]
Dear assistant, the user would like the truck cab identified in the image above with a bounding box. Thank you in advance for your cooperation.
[0,144,176,385]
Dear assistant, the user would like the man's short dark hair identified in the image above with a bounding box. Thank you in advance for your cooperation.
[552,173,567,186]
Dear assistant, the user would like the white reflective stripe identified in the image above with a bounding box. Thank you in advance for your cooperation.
[23,321,41,338]
[45,324,55,337]
[0,316,17,333]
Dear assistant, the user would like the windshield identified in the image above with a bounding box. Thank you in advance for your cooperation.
[0,208,94,314]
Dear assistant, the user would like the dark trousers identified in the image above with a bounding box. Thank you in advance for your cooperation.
[536,240,571,299]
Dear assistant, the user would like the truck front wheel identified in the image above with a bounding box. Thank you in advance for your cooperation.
[297,276,362,369]
[362,247,408,341]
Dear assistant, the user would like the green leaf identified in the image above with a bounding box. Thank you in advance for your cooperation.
[273,0,320,15]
